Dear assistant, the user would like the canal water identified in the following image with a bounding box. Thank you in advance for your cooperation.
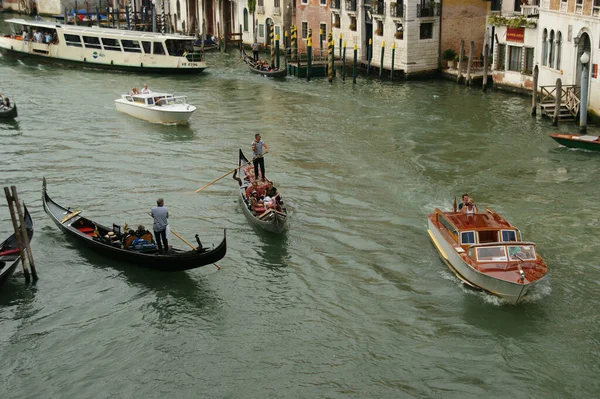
[1,14,599,399]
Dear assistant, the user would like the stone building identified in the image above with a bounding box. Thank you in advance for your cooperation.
[295,0,331,52]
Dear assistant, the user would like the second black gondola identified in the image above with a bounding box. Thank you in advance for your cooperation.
[241,48,287,78]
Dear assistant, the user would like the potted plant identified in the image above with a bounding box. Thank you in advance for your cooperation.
[442,48,457,69]
[349,23,357,31]
[394,31,403,40]
[375,28,383,36]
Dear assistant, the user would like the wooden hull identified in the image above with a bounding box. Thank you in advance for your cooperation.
[115,99,195,124]
[549,133,600,151]
[0,103,17,119]
[427,217,540,304]
[42,179,226,271]
[0,205,34,289]
[236,149,288,234]
[241,48,287,78]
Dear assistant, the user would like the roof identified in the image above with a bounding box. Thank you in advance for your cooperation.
[5,18,194,40]
[444,211,514,231]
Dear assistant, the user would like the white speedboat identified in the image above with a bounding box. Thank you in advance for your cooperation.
[115,92,196,124]
[0,19,206,74]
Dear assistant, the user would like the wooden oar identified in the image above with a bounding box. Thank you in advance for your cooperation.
[194,151,268,193]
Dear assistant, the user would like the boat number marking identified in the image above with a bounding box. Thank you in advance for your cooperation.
[181,62,199,67]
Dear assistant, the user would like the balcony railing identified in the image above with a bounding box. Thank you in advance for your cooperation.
[273,7,281,16]
[521,5,539,16]
[330,0,341,9]
[345,0,357,12]
[257,5,265,14]
[390,2,404,18]
[417,2,440,18]
[372,0,385,16]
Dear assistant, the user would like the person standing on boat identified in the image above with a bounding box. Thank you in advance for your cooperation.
[457,193,470,211]
[252,133,268,181]
[141,84,151,94]
[151,198,169,254]
[252,40,259,62]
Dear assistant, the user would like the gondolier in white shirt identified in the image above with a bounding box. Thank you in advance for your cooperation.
[252,133,268,181]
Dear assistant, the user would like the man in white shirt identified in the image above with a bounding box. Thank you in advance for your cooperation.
[141,84,151,94]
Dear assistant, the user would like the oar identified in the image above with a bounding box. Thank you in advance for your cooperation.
[147,213,221,270]
[194,151,268,193]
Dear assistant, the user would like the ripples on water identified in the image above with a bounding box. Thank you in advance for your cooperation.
[1,29,600,398]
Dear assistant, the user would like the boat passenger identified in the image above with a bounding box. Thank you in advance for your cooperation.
[4,98,10,108]
[461,198,478,215]
[457,193,469,211]
[0,94,4,106]
[130,87,140,95]
[34,30,42,43]
[141,84,151,94]
[45,32,52,44]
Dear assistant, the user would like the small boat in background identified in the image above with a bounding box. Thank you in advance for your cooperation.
[0,205,33,289]
[0,102,17,120]
[241,48,287,78]
[549,133,600,151]
[427,204,548,304]
[193,38,218,52]
[115,91,196,124]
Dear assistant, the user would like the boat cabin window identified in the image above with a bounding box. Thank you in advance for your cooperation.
[501,230,518,242]
[125,95,133,101]
[507,245,536,261]
[476,246,507,262]
[82,36,101,49]
[165,39,193,56]
[101,37,121,51]
[64,34,83,47]
[142,41,152,54]
[147,98,154,105]
[478,230,497,243]
[438,215,458,238]
[121,39,142,53]
[133,96,145,104]
[460,231,476,245]
[153,42,165,55]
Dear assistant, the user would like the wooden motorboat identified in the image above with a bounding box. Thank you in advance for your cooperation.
[427,205,548,304]
[0,205,33,289]
[42,178,226,271]
[549,133,600,151]
[233,149,288,233]
[0,18,206,74]
[241,48,287,78]
[115,92,196,124]
[0,103,17,120]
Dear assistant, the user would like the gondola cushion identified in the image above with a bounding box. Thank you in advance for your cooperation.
[130,238,156,250]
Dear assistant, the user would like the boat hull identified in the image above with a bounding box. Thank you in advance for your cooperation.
[549,133,600,151]
[427,218,535,304]
[115,100,195,124]
[0,103,17,119]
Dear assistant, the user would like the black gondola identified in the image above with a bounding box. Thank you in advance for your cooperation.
[42,178,226,271]
[0,204,33,288]
[241,48,287,78]
[0,103,18,120]
[233,150,288,233]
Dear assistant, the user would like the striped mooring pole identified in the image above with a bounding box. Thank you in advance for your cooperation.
[270,24,275,67]
[161,0,166,34]
[126,2,131,30]
[328,32,334,83]
[291,25,297,62]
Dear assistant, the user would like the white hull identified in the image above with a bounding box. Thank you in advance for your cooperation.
[115,100,195,124]
[427,219,534,304]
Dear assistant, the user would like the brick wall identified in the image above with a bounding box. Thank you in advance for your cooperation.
[440,0,488,59]
[295,0,331,51]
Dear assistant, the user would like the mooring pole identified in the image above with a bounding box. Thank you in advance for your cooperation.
[4,187,30,282]
[307,35,312,81]
[342,41,346,81]
[553,78,562,127]
[531,66,538,115]
[379,41,385,80]
[367,38,372,75]
[457,39,464,83]
[284,30,289,67]
[328,32,333,83]
[466,40,474,86]
[580,53,590,133]
[339,33,342,58]
[11,187,37,280]
[275,34,280,69]
[483,43,489,92]
[290,26,296,62]
[270,24,275,67]
[353,43,357,84]
[390,43,395,81]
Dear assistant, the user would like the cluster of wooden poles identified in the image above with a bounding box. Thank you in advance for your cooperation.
[3,186,37,282]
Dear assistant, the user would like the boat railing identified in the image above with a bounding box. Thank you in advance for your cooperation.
[467,241,536,249]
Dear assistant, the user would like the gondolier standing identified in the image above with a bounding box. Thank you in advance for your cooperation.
[252,133,268,181]
[151,198,169,254]
[252,39,259,62]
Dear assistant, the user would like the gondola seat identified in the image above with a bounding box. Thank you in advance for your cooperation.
[77,226,96,236]
[0,248,20,256]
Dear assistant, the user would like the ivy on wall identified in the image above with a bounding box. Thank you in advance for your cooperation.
[487,15,537,29]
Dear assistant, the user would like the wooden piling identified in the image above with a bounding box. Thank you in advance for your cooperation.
[457,40,464,84]
[10,187,37,280]
[553,78,562,126]
[483,43,489,92]
[379,41,385,80]
[466,40,474,86]
[531,67,538,116]
[3,187,32,282]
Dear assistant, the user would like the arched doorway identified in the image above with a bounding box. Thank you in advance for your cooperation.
[575,32,591,86]
[266,18,274,46]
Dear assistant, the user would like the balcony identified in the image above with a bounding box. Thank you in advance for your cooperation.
[345,0,357,13]
[330,0,340,10]
[390,2,403,18]
[417,2,440,18]
[521,4,539,17]
[372,0,385,16]
[273,7,281,16]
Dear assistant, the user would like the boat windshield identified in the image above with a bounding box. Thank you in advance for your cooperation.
[476,246,507,262]
[156,96,187,106]
[507,245,536,261]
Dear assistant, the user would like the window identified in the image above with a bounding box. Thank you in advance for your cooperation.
[524,47,534,74]
[376,20,384,36]
[420,22,433,40]
[274,0,280,7]
[243,9,248,32]
[64,34,82,47]
[594,0,600,16]
[320,23,327,42]
[258,0,264,5]
[259,24,264,38]
[301,21,308,39]
[320,0,326,5]
[476,246,507,262]
[496,43,506,70]
[82,36,101,49]
[350,16,357,31]
[121,39,142,53]
[153,42,165,55]
[575,0,583,13]
[333,14,341,29]
[142,41,151,54]
[275,26,280,40]
[501,230,517,242]
[508,46,522,71]
[395,23,403,40]
[556,32,562,70]
[301,0,307,4]
[461,231,476,245]
[101,37,121,51]
[478,230,497,243]
[541,29,547,66]
[548,30,555,68]
[507,245,536,261]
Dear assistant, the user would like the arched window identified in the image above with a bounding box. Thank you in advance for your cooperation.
[556,31,562,70]
[549,30,555,68]
[542,29,548,66]
[243,8,248,32]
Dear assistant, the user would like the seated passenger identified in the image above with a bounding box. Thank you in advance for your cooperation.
[130,87,139,95]
[461,197,478,215]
